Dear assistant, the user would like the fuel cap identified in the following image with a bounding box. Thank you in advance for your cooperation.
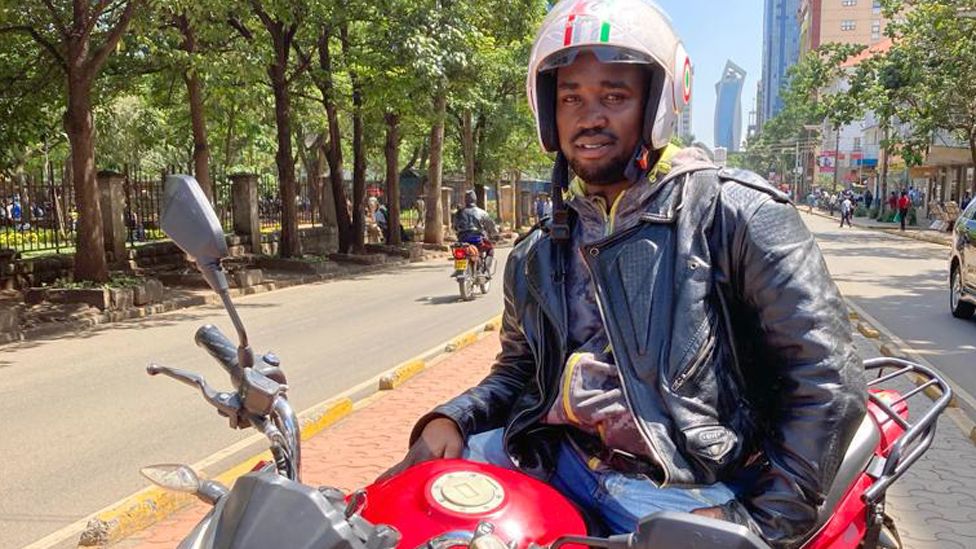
[430,471,505,514]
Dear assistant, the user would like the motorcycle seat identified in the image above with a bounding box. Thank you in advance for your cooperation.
[807,413,880,538]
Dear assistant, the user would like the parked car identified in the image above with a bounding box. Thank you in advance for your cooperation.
[949,199,976,318]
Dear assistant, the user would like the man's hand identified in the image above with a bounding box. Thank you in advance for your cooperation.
[378,417,464,481]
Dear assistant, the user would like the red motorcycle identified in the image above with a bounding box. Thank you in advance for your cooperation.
[143,175,951,549]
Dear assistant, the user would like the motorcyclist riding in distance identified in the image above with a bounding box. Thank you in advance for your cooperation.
[385,1,867,547]
[454,190,499,245]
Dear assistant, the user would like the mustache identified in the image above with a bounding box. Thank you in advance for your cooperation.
[572,128,618,142]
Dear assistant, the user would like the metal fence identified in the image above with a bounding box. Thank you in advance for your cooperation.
[0,166,77,255]
[1,165,330,256]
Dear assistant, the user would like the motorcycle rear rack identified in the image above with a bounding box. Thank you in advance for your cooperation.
[861,357,952,504]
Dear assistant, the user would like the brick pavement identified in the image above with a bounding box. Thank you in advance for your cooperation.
[112,327,976,548]
[114,333,499,548]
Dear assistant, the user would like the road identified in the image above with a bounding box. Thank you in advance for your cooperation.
[803,213,976,405]
[0,249,508,548]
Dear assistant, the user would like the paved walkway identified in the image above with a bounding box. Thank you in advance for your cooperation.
[807,207,952,247]
[113,328,976,548]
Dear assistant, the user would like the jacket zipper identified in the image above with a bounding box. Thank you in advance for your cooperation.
[505,305,557,458]
[581,245,672,487]
[670,332,716,393]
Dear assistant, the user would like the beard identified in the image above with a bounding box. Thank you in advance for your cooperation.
[567,147,634,187]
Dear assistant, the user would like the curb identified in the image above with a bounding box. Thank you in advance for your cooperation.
[379,314,503,391]
[47,312,502,548]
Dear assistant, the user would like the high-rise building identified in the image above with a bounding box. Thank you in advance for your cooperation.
[714,60,747,152]
[676,65,694,143]
[760,0,802,125]
[799,0,887,52]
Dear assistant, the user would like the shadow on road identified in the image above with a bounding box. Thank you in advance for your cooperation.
[417,295,465,305]
[816,230,949,262]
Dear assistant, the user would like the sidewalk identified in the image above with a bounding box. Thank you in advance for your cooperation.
[114,328,976,548]
[806,208,952,247]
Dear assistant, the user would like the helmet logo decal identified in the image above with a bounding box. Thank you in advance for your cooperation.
[562,0,612,46]
[682,57,692,104]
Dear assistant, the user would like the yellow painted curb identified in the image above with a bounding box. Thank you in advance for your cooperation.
[379,359,426,390]
[446,331,479,353]
[857,322,881,339]
[299,397,355,441]
[83,398,354,545]
[483,313,503,332]
[79,486,196,545]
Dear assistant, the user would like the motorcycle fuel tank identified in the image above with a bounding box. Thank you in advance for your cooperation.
[359,459,587,549]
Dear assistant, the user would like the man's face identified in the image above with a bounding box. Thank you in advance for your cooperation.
[555,52,647,187]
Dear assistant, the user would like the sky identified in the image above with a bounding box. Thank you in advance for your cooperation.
[654,0,765,148]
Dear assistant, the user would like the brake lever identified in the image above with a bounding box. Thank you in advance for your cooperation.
[147,363,248,429]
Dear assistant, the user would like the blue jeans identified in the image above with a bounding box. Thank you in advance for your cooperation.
[463,429,736,535]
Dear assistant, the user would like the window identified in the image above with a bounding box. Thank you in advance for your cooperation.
[853,137,862,150]
[873,0,882,14]
[841,20,856,31]
[842,0,857,6]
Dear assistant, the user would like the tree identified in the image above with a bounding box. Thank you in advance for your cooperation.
[234,1,312,258]
[877,0,976,171]
[1,0,143,282]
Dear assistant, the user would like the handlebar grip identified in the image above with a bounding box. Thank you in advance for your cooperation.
[195,324,239,376]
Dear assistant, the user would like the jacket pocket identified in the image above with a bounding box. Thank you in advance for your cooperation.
[670,330,716,394]
[681,424,739,471]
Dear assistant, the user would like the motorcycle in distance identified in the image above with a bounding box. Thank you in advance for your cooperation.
[450,238,496,301]
[144,174,951,549]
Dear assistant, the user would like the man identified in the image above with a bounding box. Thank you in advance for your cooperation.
[840,195,853,228]
[453,190,498,245]
[898,190,911,231]
[387,2,866,547]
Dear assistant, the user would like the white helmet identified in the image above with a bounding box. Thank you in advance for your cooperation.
[526,0,692,153]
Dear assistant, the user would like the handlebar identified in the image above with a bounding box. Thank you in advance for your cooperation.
[195,324,242,384]
[147,363,245,426]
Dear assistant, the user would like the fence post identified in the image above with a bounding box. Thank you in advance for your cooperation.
[441,186,453,231]
[97,170,128,266]
[230,173,261,253]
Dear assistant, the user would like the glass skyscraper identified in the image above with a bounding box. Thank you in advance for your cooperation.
[761,0,802,125]
[714,61,747,152]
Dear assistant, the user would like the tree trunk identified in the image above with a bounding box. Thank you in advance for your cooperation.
[65,72,108,282]
[340,25,366,254]
[462,109,475,195]
[424,91,447,245]
[318,28,353,253]
[385,112,402,246]
[269,47,300,258]
[185,69,212,202]
[879,125,890,219]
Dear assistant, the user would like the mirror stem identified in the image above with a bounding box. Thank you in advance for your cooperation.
[203,265,253,369]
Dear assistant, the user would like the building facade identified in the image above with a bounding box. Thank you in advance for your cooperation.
[800,0,887,52]
[760,0,802,125]
[714,60,747,152]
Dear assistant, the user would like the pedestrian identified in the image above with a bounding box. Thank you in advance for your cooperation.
[385,2,866,545]
[898,190,911,231]
[887,192,897,214]
[962,191,971,210]
[840,195,853,228]
[535,195,546,223]
[864,189,873,211]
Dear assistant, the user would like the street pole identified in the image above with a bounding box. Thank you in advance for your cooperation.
[832,126,841,193]
[794,140,800,200]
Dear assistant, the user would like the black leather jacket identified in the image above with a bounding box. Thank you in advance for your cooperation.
[453,205,497,239]
[412,167,867,548]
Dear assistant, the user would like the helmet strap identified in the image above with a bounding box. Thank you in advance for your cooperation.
[549,152,572,246]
